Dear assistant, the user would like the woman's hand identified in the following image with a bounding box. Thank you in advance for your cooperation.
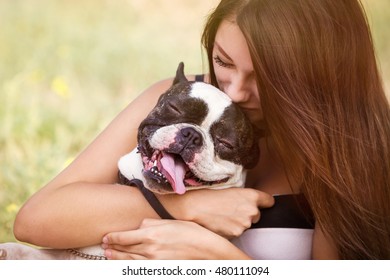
[158,188,275,239]
[102,218,251,260]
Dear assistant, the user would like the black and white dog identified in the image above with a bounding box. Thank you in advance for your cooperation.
[0,62,260,259]
[119,62,259,195]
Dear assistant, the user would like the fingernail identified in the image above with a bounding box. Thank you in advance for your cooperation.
[104,249,112,259]
[102,236,108,243]
[101,243,108,249]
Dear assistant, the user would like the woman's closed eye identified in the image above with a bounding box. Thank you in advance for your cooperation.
[213,55,234,69]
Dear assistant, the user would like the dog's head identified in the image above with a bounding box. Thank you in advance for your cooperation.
[135,62,260,194]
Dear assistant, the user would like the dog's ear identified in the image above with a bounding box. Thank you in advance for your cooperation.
[173,62,188,85]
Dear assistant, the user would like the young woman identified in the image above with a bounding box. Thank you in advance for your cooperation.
[13,0,390,259]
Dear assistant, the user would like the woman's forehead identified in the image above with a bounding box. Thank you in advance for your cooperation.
[214,20,254,74]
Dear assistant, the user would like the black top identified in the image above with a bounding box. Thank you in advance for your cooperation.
[195,74,205,82]
[250,194,314,229]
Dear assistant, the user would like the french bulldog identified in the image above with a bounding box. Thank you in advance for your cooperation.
[0,62,260,260]
[118,62,260,195]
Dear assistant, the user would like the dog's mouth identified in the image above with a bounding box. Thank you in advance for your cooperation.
[141,149,228,194]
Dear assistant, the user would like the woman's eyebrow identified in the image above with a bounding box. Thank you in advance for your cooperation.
[214,41,233,61]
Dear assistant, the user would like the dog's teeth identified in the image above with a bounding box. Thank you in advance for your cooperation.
[148,165,170,183]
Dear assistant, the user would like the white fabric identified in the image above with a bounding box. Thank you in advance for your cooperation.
[231,228,314,260]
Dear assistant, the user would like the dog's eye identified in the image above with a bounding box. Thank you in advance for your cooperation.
[167,102,181,115]
[216,137,234,150]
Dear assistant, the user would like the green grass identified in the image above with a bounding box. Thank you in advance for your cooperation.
[362,0,390,93]
[0,0,388,243]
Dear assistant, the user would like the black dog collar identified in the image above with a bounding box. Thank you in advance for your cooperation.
[118,172,175,220]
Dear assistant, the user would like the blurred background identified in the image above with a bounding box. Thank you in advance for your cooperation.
[0,0,389,243]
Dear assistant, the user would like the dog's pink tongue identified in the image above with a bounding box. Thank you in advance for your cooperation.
[160,153,186,195]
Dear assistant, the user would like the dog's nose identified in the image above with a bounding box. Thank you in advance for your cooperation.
[180,127,203,148]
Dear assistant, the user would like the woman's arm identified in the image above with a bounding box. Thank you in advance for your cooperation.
[13,78,174,248]
[311,223,339,259]
[102,219,252,260]
[14,77,274,249]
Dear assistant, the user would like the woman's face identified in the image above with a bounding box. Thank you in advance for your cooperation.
[213,20,263,127]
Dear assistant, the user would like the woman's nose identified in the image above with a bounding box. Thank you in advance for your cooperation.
[224,77,250,103]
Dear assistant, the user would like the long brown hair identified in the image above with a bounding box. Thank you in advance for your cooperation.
[202,0,390,259]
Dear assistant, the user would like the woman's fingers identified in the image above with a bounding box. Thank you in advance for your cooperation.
[102,219,168,246]
[102,219,165,259]
[255,190,275,209]
[103,229,143,247]
[104,248,146,260]
[247,190,274,224]
[102,232,152,260]
[252,210,261,224]
[139,218,172,228]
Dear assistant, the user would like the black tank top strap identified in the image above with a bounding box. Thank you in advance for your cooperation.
[194,74,205,82]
